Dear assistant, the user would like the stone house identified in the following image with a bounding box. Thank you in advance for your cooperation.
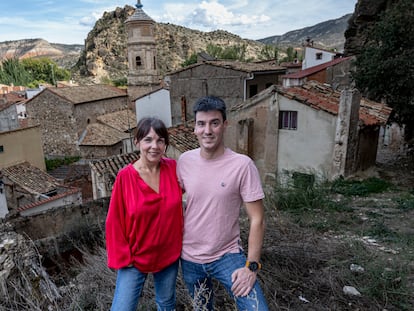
[1,162,82,217]
[25,84,128,157]
[78,109,137,158]
[165,60,286,126]
[225,81,392,185]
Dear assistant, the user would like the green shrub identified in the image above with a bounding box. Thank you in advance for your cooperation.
[331,177,390,196]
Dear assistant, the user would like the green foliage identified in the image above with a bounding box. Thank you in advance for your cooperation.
[45,156,80,171]
[331,177,390,196]
[394,193,414,210]
[280,46,297,62]
[181,53,198,67]
[352,0,414,136]
[206,43,247,61]
[0,57,70,87]
[259,44,279,61]
[112,77,127,87]
[0,58,32,86]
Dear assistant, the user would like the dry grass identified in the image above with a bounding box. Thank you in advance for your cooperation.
[2,162,414,310]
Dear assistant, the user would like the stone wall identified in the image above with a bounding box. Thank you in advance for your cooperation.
[26,89,128,157]
[26,90,78,156]
[9,198,110,256]
[169,65,246,126]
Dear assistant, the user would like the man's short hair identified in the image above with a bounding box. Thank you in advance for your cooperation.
[193,96,227,121]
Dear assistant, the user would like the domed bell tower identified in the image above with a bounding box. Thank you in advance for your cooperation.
[125,1,161,102]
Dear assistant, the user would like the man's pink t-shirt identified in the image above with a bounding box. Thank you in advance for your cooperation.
[177,148,264,263]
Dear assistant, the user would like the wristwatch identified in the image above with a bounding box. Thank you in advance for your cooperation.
[245,260,262,272]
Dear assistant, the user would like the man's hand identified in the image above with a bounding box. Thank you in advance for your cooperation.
[231,267,257,297]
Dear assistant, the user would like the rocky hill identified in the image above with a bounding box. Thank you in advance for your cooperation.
[259,14,352,51]
[0,5,351,84]
[0,38,83,68]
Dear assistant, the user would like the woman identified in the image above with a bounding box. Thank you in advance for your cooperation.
[105,117,183,311]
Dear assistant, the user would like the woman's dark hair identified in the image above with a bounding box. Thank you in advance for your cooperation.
[134,117,169,148]
[193,96,227,121]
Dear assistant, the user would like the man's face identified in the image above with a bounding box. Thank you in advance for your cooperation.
[194,110,227,153]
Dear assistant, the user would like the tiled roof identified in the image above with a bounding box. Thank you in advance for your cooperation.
[17,186,80,213]
[47,84,127,104]
[79,123,130,146]
[168,60,286,76]
[2,162,60,195]
[282,57,352,79]
[97,109,137,132]
[89,152,139,178]
[279,81,392,126]
[168,122,199,153]
[125,2,154,23]
[231,81,392,126]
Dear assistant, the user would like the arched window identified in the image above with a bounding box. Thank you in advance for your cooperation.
[153,56,156,70]
[136,56,142,67]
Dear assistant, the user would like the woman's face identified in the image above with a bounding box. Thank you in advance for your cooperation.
[136,127,166,164]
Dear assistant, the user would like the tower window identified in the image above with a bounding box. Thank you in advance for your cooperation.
[136,56,142,67]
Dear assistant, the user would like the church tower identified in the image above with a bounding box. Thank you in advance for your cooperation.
[125,1,161,102]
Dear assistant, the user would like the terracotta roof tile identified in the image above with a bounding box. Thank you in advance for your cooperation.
[168,122,199,153]
[97,109,137,132]
[89,152,139,178]
[48,84,127,104]
[231,81,392,126]
[2,162,59,194]
[282,57,352,79]
[168,60,286,76]
[79,123,130,146]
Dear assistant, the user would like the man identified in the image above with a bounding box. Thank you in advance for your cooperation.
[177,95,269,311]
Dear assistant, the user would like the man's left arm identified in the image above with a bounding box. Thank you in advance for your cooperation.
[231,199,265,297]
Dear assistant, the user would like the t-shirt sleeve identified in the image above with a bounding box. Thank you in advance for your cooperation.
[240,158,265,203]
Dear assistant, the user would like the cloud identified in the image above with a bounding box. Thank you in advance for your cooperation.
[161,0,270,31]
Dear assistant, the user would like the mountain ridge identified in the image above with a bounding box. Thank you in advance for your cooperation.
[0,7,350,83]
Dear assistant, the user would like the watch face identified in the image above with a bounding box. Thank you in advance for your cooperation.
[249,262,259,272]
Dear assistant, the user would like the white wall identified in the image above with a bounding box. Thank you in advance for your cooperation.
[277,96,337,181]
[135,89,172,127]
[302,47,336,70]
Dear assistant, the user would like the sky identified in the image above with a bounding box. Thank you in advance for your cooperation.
[0,0,358,45]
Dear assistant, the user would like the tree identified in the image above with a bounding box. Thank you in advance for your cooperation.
[259,45,279,61]
[352,0,414,139]
[0,58,32,86]
[206,43,247,61]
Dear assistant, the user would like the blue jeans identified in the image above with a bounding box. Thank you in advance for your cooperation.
[181,252,269,311]
[110,260,179,311]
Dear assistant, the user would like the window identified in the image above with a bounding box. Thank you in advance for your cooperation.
[249,84,258,97]
[0,145,3,153]
[135,56,142,67]
[316,52,323,60]
[279,111,297,130]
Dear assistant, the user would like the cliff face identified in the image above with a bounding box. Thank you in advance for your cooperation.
[74,5,265,83]
[344,0,393,55]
